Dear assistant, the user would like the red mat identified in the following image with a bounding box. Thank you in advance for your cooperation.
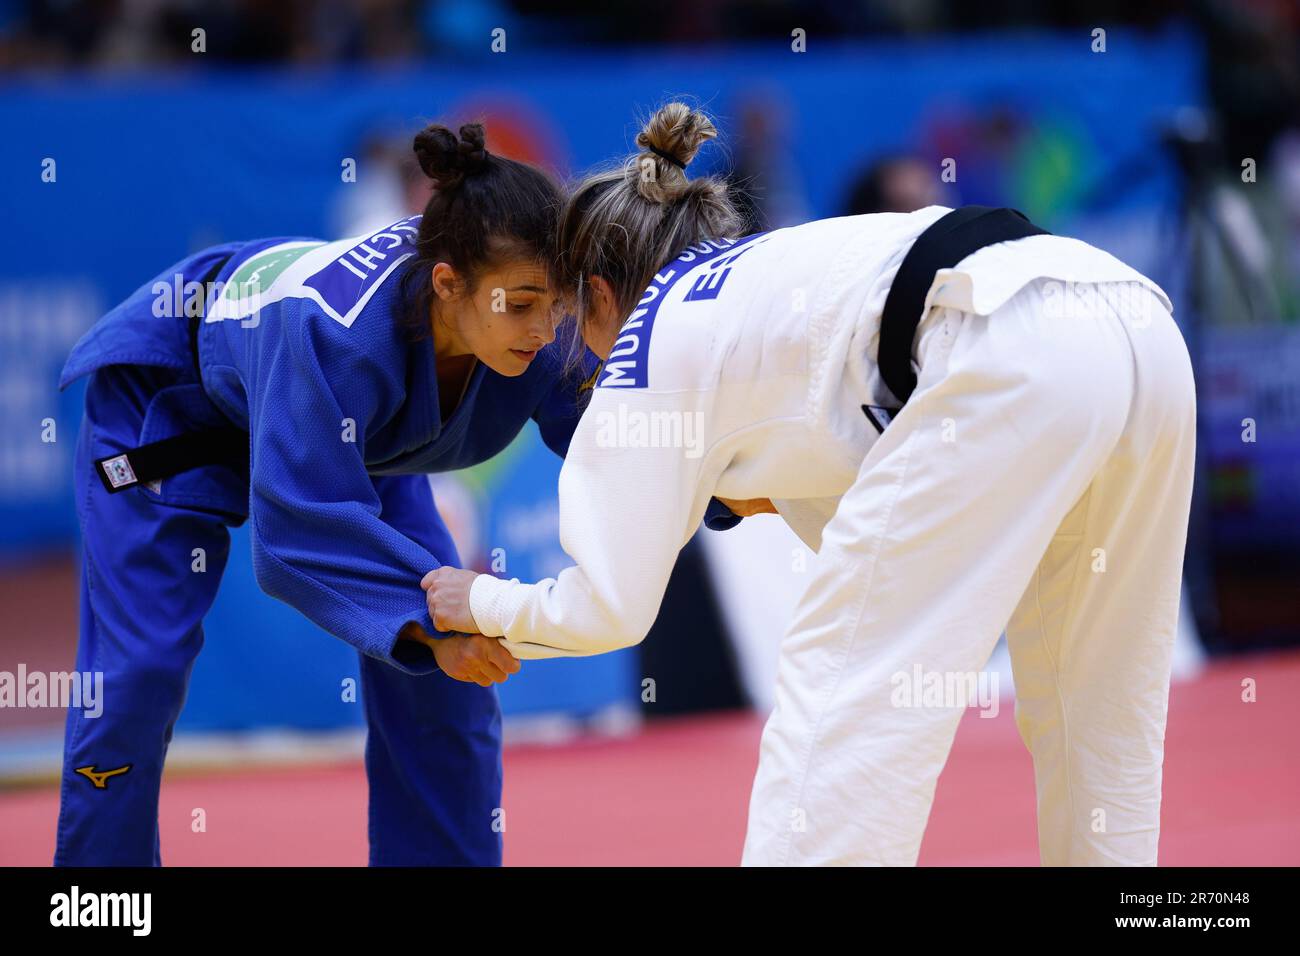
[2,651,1296,866]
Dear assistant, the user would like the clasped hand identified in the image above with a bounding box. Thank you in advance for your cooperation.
[412,567,518,686]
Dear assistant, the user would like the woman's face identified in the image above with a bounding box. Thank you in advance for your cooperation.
[432,258,559,376]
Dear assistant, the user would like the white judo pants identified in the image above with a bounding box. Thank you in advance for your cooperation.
[742,278,1197,866]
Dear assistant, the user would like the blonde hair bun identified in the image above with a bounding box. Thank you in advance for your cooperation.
[632,102,718,202]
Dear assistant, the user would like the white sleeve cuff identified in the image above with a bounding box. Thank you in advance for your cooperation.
[469,573,520,638]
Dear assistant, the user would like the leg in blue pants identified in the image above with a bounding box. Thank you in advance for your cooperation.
[363,475,504,866]
[56,366,238,866]
[56,369,501,865]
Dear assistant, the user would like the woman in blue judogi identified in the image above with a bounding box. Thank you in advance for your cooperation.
[54,124,590,866]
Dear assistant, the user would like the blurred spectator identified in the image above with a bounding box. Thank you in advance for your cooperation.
[847,153,961,217]
[726,92,809,233]
[1198,0,1300,166]
[330,132,431,238]
[0,0,422,69]
[8,0,1284,73]
[842,154,947,215]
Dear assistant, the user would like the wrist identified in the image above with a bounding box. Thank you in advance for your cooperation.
[469,573,516,638]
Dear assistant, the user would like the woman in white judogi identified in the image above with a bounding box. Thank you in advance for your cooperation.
[425,104,1197,866]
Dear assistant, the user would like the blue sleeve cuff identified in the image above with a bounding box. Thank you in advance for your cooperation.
[389,635,438,674]
[385,612,446,674]
[704,497,744,531]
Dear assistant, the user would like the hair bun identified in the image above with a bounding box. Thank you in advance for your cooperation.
[413,122,490,189]
[457,123,488,173]
[633,102,718,202]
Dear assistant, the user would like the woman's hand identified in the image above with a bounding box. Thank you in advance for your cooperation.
[716,496,779,517]
[422,566,482,634]
[432,634,520,686]
[416,568,522,685]
[398,620,521,686]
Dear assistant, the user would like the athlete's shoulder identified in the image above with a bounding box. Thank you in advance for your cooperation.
[209,216,423,333]
[596,233,773,392]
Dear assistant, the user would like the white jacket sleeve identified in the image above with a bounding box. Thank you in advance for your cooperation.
[469,386,711,659]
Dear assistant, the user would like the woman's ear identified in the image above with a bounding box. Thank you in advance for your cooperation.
[431,262,461,301]
[587,275,615,323]
[581,275,622,360]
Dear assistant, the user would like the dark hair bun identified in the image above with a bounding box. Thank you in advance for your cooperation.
[413,122,490,189]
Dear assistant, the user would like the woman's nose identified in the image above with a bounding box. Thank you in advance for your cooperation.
[533,311,558,345]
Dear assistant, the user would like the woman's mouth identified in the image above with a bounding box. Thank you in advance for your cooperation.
[510,348,539,363]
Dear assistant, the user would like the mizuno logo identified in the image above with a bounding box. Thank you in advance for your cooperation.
[75,764,132,789]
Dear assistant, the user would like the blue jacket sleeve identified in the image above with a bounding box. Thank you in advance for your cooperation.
[246,309,446,674]
[703,497,743,531]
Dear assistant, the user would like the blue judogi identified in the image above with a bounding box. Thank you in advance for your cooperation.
[54,219,591,866]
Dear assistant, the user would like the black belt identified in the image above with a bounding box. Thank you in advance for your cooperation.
[876,205,1049,406]
[94,254,248,494]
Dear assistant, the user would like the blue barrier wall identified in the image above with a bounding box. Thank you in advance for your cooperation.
[0,31,1202,728]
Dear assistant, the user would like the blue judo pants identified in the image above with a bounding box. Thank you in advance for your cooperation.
[55,364,503,866]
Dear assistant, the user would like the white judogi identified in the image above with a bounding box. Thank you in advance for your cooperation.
[469,207,1197,866]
